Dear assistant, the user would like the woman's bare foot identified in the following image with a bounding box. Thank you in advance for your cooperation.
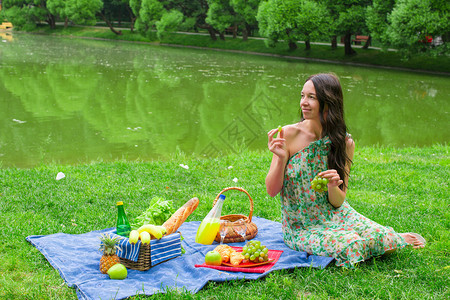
[400,233,426,248]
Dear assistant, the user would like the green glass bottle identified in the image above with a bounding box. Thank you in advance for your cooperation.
[116,201,131,237]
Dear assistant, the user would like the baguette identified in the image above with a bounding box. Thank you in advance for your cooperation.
[163,197,199,235]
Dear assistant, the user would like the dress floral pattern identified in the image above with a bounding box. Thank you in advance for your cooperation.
[280,135,407,268]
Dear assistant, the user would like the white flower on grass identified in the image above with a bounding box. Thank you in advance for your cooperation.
[56,172,65,180]
[232,177,238,183]
[227,166,233,169]
[179,164,189,170]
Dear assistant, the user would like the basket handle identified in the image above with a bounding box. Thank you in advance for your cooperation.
[213,187,254,223]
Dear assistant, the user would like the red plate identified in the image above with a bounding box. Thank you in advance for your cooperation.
[222,259,275,268]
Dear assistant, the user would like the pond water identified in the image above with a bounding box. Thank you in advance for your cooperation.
[1,33,449,168]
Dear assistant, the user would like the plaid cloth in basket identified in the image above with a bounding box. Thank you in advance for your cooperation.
[112,231,181,264]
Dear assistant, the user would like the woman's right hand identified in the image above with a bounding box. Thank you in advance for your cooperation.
[266,126,288,197]
[267,127,288,160]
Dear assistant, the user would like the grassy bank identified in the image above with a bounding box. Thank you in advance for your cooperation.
[0,145,449,299]
[26,25,450,75]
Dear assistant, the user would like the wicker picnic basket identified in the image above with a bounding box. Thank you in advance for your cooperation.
[119,243,151,271]
[119,232,181,271]
[213,187,258,243]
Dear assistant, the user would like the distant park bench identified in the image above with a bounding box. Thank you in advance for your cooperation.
[352,35,370,45]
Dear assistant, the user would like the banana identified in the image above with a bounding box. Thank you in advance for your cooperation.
[140,231,151,244]
[137,224,163,239]
[156,225,167,236]
[129,230,139,244]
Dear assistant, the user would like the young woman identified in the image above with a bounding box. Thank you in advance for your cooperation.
[265,73,425,268]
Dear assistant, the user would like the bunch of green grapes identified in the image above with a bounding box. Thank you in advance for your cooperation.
[311,175,329,192]
[241,240,269,263]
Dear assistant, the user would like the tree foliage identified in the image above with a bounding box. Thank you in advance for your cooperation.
[206,0,235,36]
[47,0,102,26]
[257,0,330,50]
[229,0,261,40]
[1,0,448,57]
[1,0,50,30]
[386,0,449,55]
[156,9,183,39]
[365,0,395,43]
[321,0,371,55]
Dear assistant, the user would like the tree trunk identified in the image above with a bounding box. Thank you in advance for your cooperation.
[208,29,217,40]
[331,35,337,49]
[232,23,237,39]
[362,36,372,49]
[219,31,225,41]
[130,17,136,32]
[344,33,356,55]
[288,40,297,50]
[305,40,311,50]
[47,14,56,29]
[125,5,136,32]
[242,23,251,41]
[64,17,68,29]
[242,26,248,41]
[197,24,217,40]
[99,12,122,35]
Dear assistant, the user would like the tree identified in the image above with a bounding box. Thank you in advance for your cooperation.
[1,0,53,30]
[257,0,330,50]
[320,0,371,55]
[161,0,220,41]
[47,0,102,28]
[230,0,261,40]
[99,0,125,35]
[130,0,185,40]
[155,9,183,39]
[365,0,395,45]
[206,0,236,40]
[158,0,198,32]
[120,0,138,32]
[293,0,330,50]
[130,0,164,37]
[386,0,449,55]
[3,0,102,30]
[46,0,70,28]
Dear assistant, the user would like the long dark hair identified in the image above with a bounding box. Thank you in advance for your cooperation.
[303,73,351,190]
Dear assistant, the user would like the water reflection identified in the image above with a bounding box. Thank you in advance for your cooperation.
[0,31,13,42]
[0,34,448,168]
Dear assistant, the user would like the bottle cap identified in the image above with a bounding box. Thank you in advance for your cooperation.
[117,201,124,206]
[219,194,226,200]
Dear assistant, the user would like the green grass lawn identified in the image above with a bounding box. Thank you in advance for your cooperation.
[26,25,450,75]
[0,145,449,299]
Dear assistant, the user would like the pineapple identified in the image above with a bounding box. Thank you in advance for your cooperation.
[99,233,122,274]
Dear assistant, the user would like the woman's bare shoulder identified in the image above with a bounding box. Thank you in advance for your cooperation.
[345,134,355,146]
[281,123,303,139]
[345,135,355,158]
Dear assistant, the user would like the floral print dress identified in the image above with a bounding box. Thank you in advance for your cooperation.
[280,136,407,268]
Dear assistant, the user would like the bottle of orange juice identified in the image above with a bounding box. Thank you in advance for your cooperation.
[195,194,226,244]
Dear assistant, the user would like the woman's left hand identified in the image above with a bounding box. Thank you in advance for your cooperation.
[318,169,343,188]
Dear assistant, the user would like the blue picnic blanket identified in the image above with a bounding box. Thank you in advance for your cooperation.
[26,217,334,300]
